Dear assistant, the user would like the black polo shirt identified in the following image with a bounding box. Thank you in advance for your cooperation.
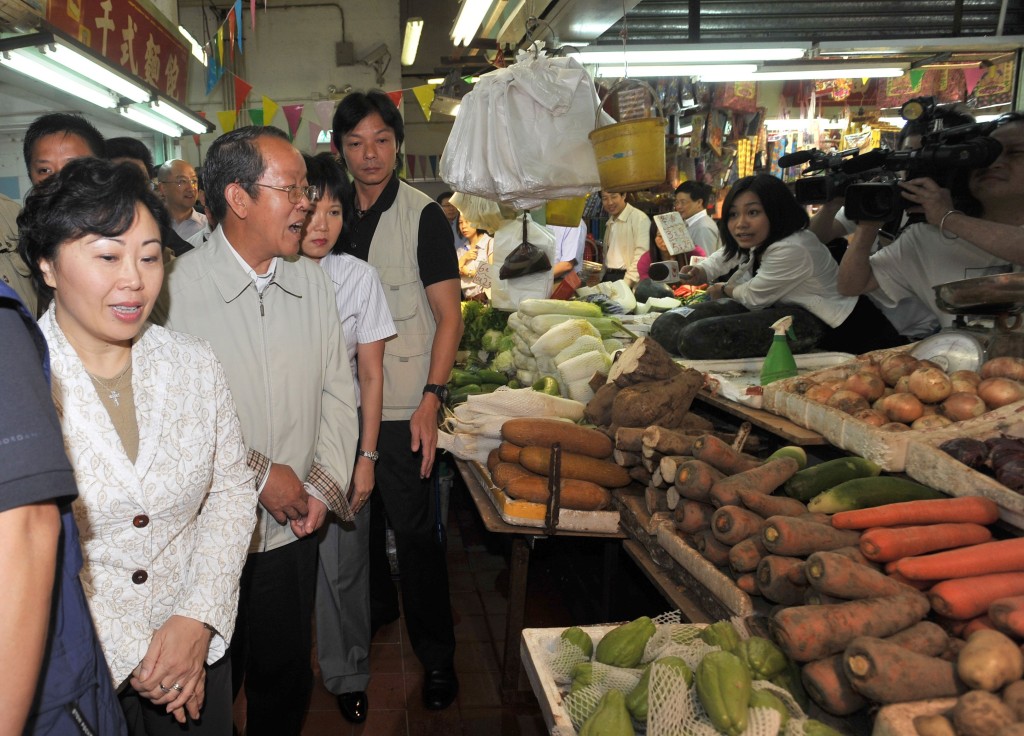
[347,175,459,287]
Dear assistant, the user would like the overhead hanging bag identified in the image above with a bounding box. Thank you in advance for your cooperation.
[498,213,552,280]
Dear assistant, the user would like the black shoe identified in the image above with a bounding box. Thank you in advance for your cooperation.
[336,691,368,724]
[422,668,459,710]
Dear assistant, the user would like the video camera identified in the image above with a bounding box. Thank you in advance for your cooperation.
[780,147,866,205]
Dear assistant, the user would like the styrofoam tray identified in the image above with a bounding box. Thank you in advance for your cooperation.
[678,352,856,409]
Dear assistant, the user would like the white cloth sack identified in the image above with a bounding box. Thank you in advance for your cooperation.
[490,217,557,310]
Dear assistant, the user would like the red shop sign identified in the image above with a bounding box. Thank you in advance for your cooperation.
[47,0,190,103]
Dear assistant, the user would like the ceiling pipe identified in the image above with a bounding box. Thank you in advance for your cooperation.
[998,0,1009,35]
[688,0,700,42]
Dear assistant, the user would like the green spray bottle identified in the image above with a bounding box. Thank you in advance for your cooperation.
[760,316,798,385]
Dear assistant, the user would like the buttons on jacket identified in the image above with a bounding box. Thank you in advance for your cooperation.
[132,570,148,584]
[133,514,149,528]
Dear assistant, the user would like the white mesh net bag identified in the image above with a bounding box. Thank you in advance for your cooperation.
[547,637,593,684]
[563,662,644,731]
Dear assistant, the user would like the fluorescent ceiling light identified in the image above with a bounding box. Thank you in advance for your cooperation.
[594,64,758,78]
[151,99,209,135]
[427,77,445,85]
[0,49,117,108]
[120,104,183,137]
[699,66,906,82]
[44,41,151,102]
[574,44,808,64]
[451,0,490,46]
[402,17,423,66]
[178,25,208,64]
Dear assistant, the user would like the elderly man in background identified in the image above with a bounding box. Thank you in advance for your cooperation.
[600,190,650,285]
[158,159,208,240]
[673,181,722,255]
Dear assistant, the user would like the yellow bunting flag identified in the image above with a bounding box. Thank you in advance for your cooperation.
[412,84,435,122]
[217,26,224,66]
[263,96,279,126]
[217,110,238,133]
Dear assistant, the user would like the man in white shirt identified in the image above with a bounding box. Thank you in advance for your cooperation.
[548,220,587,278]
[157,159,208,240]
[674,181,722,254]
[600,191,650,285]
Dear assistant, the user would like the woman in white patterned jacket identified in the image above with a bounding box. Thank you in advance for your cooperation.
[18,157,258,735]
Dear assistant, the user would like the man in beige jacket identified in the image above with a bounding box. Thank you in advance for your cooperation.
[157,126,358,736]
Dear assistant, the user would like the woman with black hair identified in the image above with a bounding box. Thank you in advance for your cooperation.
[19,157,257,733]
[636,219,706,283]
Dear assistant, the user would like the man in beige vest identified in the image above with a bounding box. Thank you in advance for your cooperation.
[332,90,463,713]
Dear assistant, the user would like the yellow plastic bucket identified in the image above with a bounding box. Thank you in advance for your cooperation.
[545,197,587,227]
[589,78,668,193]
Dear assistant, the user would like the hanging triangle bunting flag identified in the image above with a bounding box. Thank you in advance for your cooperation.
[205,46,218,94]
[308,121,322,151]
[428,154,438,179]
[217,110,237,133]
[226,8,236,62]
[964,66,986,95]
[217,26,224,67]
[407,154,416,179]
[250,0,256,31]
[412,84,434,122]
[908,68,925,91]
[263,96,279,126]
[248,109,263,126]
[235,0,243,51]
[282,104,304,140]
[387,89,403,108]
[233,75,253,113]
[314,100,335,131]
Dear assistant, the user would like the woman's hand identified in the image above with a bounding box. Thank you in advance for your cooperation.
[348,457,375,515]
[129,615,212,723]
[898,177,955,225]
[706,283,728,300]
[677,265,708,286]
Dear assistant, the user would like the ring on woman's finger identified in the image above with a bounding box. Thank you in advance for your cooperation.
[160,684,172,693]
[172,683,184,692]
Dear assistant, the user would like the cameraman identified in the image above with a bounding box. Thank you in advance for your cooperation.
[838,112,1024,328]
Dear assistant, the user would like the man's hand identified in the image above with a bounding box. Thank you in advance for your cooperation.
[410,394,441,478]
[898,177,955,225]
[289,496,327,538]
[348,457,376,515]
[260,463,309,525]
[129,615,212,723]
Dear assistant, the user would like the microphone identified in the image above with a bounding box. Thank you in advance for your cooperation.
[778,150,819,168]
[840,149,889,174]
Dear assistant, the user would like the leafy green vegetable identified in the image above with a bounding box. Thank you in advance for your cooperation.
[481,329,503,352]
[459,302,512,353]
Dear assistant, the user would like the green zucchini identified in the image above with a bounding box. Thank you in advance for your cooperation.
[480,383,503,393]
[769,446,808,470]
[806,476,945,514]
[450,383,482,398]
[475,369,509,385]
[449,368,480,387]
[783,457,881,501]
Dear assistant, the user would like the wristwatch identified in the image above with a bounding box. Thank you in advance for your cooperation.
[357,449,379,462]
[423,383,449,403]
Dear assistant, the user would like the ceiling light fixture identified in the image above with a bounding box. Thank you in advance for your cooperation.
[151,99,211,135]
[573,43,809,65]
[120,104,183,138]
[593,64,759,78]
[178,25,208,64]
[451,0,490,46]
[698,66,906,82]
[43,41,151,103]
[0,48,118,108]
[402,17,423,66]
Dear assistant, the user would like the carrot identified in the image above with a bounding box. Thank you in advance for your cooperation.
[842,636,966,703]
[673,500,715,534]
[691,434,763,475]
[736,572,760,596]
[803,590,846,606]
[498,441,523,464]
[805,550,909,599]
[800,512,833,526]
[503,476,611,511]
[708,457,800,507]
[831,496,1000,530]
[801,655,868,716]
[728,535,767,574]
[829,545,878,569]
[858,523,993,563]
[962,615,995,637]
[761,515,861,557]
[929,572,1024,620]
[736,487,807,518]
[886,571,931,592]
[988,596,1024,639]
[673,460,724,502]
[769,591,930,661]
[893,538,1024,581]
[757,555,807,605]
[710,506,764,546]
[693,529,731,566]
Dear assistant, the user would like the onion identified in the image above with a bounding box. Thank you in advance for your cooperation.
[844,371,886,401]
[950,370,981,394]
[907,366,953,404]
[940,392,989,422]
[854,408,889,427]
[911,414,954,430]
[981,356,1024,382]
[826,389,871,415]
[882,392,924,424]
[894,375,913,394]
[804,384,836,404]
[789,377,818,395]
[822,379,846,393]
[879,353,920,387]
[880,422,912,432]
[978,377,1024,409]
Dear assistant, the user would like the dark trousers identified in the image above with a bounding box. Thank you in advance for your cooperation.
[823,295,908,354]
[230,535,318,736]
[601,268,626,283]
[368,420,456,671]
[119,655,232,735]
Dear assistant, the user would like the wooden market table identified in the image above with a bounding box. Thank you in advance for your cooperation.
[695,390,827,445]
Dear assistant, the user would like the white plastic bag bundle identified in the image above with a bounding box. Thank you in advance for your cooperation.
[490,217,557,310]
[440,50,611,209]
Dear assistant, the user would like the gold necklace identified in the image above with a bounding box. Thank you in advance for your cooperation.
[87,360,132,407]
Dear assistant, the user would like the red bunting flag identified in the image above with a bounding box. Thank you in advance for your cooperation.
[233,75,253,114]
[282,104,304,140]
[387,89,403,108]
[964,66,987,95]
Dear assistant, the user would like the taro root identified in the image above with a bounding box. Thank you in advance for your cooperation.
[996,458,1024,493]
[938,438,989,470]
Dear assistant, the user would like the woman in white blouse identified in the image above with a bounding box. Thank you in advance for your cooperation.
[18,158,258,734]
[300,153,396,724]
[456,213,493,301]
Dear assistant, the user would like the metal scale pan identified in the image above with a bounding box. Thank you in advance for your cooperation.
[931,273,1024,363]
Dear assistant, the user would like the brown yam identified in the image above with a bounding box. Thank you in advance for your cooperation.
[644,426,702,456]
[805,550,910,599]
[519,446,631,488]
[728,535,768,574]
[769,591,931,661]
[679,412,714,432]
[491,462,537,489]
[645,486,669,515]
[692,434,763,474]
[651,468,667,489]
[762,515,861,557]
[629,465,652,484]
[614,426,646,452]
[801,655,868,716]
[757,555,808,605]
[503,476,610,511]
[694,529,731,566]
[588,371,608,394]
[843,636,966,703]
[501,418,614,459]
[735,487,808,518]
[674,500,715,534]
[736,572,760,596]
[711,506,765,546]
[584,381,619,427]
[659,454,695,484]
[613,449,642,467]
[673,460,724,503]
[606,336,682,387]
[498,441,523,464]
[610,369,704,429]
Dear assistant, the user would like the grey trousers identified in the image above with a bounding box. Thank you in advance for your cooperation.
[315,504,372,694]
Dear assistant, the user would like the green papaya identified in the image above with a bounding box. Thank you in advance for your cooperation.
[770,657,809,711]
[699,621,741,653]
[570,662,601,694]
[750,689,789,728]
[578,689,635,736]
[696,650,752,736]
[594,616,656,668]
[625,656,693,722]
[802,719,844,736]
[561,626,594,658]
[736,636,789,681]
